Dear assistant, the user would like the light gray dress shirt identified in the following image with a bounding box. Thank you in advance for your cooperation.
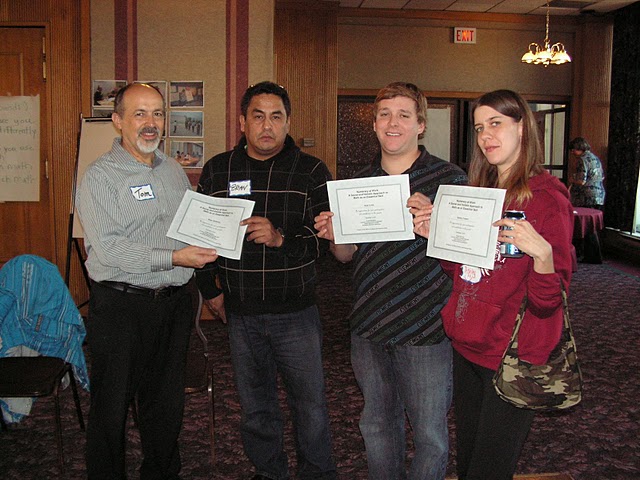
[77,138,193,288]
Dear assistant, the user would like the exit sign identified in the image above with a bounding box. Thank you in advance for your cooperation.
[454,27,476,44]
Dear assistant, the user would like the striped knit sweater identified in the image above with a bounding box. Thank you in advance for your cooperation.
[349,146,468,346]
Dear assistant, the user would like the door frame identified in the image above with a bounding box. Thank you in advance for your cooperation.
[0,23,56,264]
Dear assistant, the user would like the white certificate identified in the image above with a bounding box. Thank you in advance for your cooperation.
[167,190,255,260]
[327,175,414,244]
[427,185,506,270]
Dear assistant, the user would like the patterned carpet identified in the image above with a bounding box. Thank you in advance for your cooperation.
[1,258,639,479]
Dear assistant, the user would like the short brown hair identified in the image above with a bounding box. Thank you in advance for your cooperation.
[373,82,428,139]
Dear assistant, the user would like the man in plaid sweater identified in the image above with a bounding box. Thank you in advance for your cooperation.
[196,82,336,480]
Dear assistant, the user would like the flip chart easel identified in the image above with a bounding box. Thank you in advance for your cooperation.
[64,116,119,291]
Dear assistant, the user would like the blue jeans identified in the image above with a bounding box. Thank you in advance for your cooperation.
[351,333,453,480]
[228,306,336,480]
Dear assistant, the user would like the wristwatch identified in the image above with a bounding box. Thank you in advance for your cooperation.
[276,227,286,247]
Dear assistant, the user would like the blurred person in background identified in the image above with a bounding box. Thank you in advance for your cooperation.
[568,136,605,210]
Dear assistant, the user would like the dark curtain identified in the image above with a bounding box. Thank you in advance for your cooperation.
[336,97,378,180]
[606,2,640,231]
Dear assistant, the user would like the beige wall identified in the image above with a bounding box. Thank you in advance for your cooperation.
[248,0,275,85]
[84,3,616,189]
[89,3,581,160]
[90,0,115,81]
[89,0,275,158]
[138,0,226,155]
[338,16,574,97]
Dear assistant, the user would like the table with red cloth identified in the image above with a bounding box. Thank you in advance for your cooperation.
[572,207,604,264]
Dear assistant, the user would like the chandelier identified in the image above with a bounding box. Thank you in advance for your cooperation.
[521,1,572,67]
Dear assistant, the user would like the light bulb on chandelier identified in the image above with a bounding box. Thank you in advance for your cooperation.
[521,1,572,67]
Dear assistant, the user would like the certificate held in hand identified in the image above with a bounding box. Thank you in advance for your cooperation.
[166,190,255,260]
[427,185,505,270]
[326,174,415,244]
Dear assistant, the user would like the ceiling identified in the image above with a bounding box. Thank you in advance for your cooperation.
[320,0,640,16]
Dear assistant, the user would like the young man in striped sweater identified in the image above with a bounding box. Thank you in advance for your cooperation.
[315,82,467,480]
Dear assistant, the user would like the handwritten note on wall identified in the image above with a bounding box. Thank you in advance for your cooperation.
[0,96,40,202]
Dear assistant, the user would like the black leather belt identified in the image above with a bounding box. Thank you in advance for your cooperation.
[98,281,184,299]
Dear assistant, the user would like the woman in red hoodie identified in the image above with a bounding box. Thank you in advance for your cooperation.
[410,89,574,479]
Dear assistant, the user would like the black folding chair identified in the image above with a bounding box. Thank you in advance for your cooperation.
[0,356,85,474]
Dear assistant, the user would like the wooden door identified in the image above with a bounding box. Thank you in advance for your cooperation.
[0,27,53,265]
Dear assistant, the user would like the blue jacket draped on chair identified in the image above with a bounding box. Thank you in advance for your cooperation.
[0,254,89,422]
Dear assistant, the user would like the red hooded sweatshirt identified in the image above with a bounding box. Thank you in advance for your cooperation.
[441,171,574,370]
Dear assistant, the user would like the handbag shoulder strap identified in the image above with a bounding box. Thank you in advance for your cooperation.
[560,281,570,329]
[508,295,528,343]
[511,280,572,343]
[560,282,578,351]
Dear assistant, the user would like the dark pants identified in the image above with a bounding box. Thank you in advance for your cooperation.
[453,350,535,480]
[85,282,193,480]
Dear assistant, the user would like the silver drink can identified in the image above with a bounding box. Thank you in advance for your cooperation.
[500,210,526,258]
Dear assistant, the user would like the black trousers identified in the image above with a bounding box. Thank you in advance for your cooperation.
[85,282,193,480]
[453,349,535,480]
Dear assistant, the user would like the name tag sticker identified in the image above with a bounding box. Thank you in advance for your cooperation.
[229,180,251,196]
[130,184,155,201]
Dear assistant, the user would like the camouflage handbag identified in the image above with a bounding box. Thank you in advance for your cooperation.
[493,283,583,410]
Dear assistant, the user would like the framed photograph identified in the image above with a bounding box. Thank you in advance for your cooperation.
[91,107,114,118]
[169,81,204,108]
[168,111,203,138]
[138,80,167,101]
[170,140,205,168]
[92,80,127,108]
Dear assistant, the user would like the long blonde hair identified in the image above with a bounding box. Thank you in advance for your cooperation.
[468,89,545,207]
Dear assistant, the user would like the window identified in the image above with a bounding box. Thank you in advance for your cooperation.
[530,103,569,182]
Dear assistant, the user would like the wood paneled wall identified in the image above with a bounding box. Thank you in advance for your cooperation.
[274,1,338,177]
[0,0,89,303]
[570,16,614,170]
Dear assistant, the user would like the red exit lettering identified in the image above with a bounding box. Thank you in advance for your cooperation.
[454,27,476,44]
